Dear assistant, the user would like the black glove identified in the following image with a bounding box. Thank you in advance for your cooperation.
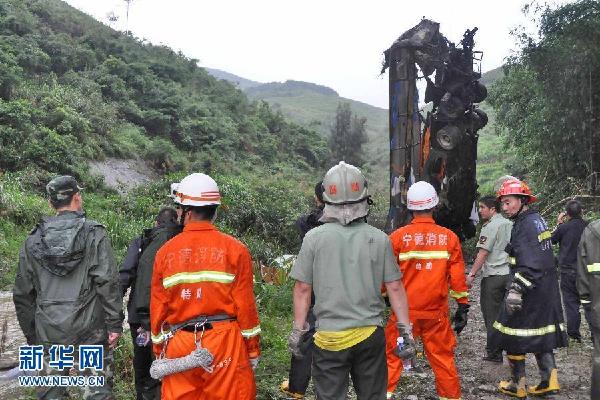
[453,303,470,335]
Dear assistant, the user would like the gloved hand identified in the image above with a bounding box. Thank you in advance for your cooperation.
[288,322,309,358]
[505,288,523,315]
[452,303,470,335]
[249,356,260,371]
[394,322,416,360]
[135,327,151,347]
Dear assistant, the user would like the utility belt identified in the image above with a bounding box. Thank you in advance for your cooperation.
[150,314,236,380]
[169,314,236,334]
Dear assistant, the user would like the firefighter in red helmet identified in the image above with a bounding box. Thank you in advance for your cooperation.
[491,179,567,398]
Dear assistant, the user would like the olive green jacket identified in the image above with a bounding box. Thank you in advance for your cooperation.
[13,211,123,345]
[577,219,600,330]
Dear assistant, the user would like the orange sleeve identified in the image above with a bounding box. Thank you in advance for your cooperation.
[448,233,469,304]
[150,247,170,356]
[232,246,261,358]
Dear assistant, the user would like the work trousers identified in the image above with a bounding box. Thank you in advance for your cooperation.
[160,321,255,400]
[385,313,461,400]
[560,269,586,339]
[312,327,387,400]
[481,274,509,356]
[287,308,316,394]
[592,327,600,399]
[129,323,160,400]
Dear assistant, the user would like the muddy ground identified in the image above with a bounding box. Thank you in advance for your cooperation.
[293,275,593,400]
[0,274,594,399]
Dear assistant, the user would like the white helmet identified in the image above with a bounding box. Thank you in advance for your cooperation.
[173,173,221,207]
[169,182,179,199]
[407,181,439,211]
[322,161,369,205]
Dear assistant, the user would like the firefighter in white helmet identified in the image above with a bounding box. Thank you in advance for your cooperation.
[289,161,414,399]
[385,181,469,400]
[150,173,261,399]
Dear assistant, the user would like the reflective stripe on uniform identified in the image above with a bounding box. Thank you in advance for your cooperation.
[449,290,468,299]
[241,325,261,338]
[538,231,551,242]
[507,354,526,361]
[588,263,600,273]
[398,251,450,261]
[493,321,565,337]
[514,273,532,287]
[581,299,592,304]
[509,257,516,265]
[163,270,235,288]
[151,332,166,344]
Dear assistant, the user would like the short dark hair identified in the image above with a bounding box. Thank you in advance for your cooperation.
[49,194,75,210]
[189,205,218,221]
[479,195,500,212]
[155,207,177,225]
[566,200,582,218]
[315,181,324,203]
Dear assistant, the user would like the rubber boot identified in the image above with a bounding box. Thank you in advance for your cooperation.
[498,354,527,398]
[528,352,560,396]
[279,380,304,399]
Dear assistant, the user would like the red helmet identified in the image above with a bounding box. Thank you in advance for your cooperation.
[497,179,537,203]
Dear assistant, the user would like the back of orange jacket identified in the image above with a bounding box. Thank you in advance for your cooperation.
[389,215,468,319]
[150,221,260,358]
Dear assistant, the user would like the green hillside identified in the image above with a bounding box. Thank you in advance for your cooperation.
[0,1,334,398]
[208,69,507,195]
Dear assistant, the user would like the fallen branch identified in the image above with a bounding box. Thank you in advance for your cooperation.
[541,195,600,216]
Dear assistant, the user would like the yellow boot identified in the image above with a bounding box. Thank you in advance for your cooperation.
[498,376,527,398]
[279,379,304,399]
[528,368,560,396]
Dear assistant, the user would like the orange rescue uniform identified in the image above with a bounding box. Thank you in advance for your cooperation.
[150,221,261,400]
[385,215,468,400]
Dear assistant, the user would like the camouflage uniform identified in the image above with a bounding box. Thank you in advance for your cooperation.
[13,176,123,400]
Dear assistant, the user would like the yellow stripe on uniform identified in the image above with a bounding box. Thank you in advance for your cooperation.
[514,273,532,287]
[538,231,551,242]
[163,270,235,288]
[509,257,516,265]
[507,355,526,361]
[493,321,565,337]
[587,263,600,273]
[151,332,166,344]
[398,251,450,261]
[449,290,468,299]
[241,325,262,338]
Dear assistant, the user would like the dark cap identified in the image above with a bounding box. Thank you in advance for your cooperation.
[46,176,82,202]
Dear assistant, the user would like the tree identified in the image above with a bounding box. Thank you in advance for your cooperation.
[489,0,600,203]
[329,102,368,166]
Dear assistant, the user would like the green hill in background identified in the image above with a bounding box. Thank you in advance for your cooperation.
[207,67,507,194]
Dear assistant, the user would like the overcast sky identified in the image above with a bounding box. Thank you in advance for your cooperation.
[65,0,570,108]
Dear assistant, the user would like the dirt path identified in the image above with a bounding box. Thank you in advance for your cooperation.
[388,276,593,400]
[0,292,31,399]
